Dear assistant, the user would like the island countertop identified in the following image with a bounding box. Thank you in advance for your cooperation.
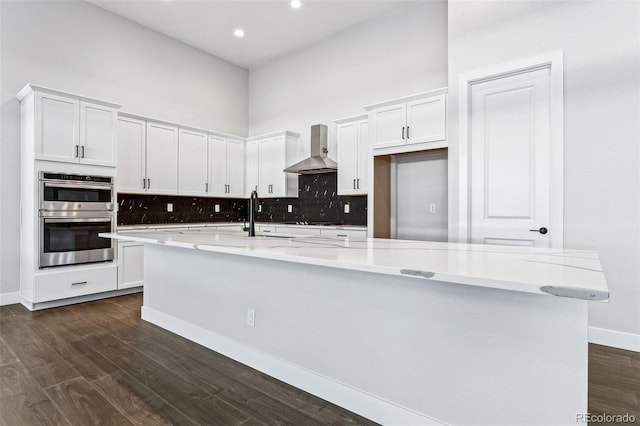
[101,229,609,301]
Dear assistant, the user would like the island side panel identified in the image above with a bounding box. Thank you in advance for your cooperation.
[142,243,588,426]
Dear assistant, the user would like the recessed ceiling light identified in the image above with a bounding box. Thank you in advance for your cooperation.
[234,29,245,38]
[290,0,302,9]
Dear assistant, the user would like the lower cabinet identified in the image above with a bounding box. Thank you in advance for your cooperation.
[33,264,117,303]
[117,241,144,289]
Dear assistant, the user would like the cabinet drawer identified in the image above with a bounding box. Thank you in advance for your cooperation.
[320,229,367,238]
[34,264,117,303]
[274,227,321,236]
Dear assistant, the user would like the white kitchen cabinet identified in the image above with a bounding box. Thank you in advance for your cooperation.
[118,118,179,195]
[145,121,178,194]
[336,114,369,195]
[246,131,299,198]
[245,140,259,195]
[178,128,208,196]
[365,89,447,152]
[17,85,120,167]
[117,241,144,289]
[117,116,147,193]
[207,135,245,197]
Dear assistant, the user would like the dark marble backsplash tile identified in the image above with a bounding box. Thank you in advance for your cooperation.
[118,172,366,226]
[254,173,367,226]
[117,194,246,225]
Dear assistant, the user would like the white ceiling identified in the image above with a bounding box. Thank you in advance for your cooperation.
[88,0,418,69]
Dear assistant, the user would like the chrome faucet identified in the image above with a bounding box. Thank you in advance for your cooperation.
[246,189,258,237]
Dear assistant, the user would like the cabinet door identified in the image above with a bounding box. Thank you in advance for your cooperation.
[356,120,370,193]
[146,122,178,194]
[178,129,208,196]
[337,122,359,195]
[207,135,227,196]
[372,103,406,148]
[226,138,245,197]
[258,138,274,196]
[118,242,144,289]
[117,117,146,193]
[269,136,287,197]
[406,95,446,144]
[245,140,259,197]
[79,102,117,166]
[35,92,79,162]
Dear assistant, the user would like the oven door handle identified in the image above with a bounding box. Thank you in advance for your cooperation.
[42,217,113,223]
[43,182,113,191]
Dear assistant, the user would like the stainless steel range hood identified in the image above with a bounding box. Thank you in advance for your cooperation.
[283,124,337,175]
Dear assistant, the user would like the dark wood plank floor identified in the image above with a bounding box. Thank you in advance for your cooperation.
[1,294,638,425]
[0,294,376,426]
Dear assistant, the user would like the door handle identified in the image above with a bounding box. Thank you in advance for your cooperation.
[402,126,405,140]
[530,227,548,235]
[142,178,146,189]
[206,183,209,192]
[353,179,356,189]
[147,179,151,189]
[406,126,410,139]
[81,145,85,158]
[75,145,79,158]
[357,178,360,189]
[71,281,87,286]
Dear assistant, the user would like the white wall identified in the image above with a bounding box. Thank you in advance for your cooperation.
[248,1,447,160]
[447,1,640,339]
[0,0,249,297]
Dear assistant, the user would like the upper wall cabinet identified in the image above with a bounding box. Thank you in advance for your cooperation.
[365,88,447,155]
[336,114,369,195]
[207,135,245,197]
[245,131,299,198]
[16,84,121,167]
[178,128,208,196]
[117,115,178,195]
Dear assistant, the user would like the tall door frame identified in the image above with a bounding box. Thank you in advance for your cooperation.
[457,51,564,248]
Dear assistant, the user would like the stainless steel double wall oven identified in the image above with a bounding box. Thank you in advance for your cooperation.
[39,172,115,268]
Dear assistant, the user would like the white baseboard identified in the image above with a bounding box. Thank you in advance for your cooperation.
[142,306,446,426]
[0,292,21,306]
[589,326,640,352]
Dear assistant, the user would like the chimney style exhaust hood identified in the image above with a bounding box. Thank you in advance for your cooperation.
[283,124,337,175]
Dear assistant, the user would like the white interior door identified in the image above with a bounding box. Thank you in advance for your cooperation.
[470,67,551,247]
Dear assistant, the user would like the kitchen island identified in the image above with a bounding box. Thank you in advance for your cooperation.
[102,229,608,426]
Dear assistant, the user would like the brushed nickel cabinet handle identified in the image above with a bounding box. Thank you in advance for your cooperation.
[71,281,87,286]
[81,145,85,158]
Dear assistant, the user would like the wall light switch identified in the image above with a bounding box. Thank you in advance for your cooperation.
[287,204,293,213]
[258,204,262,213]
[429,203,436,213]
[167,203,173,212]
[214,204,220,213]
[344,204,350,214]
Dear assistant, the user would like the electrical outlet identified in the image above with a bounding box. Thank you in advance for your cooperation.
[167,203,173,212]
[344,204,350,214]
[214,204,220,213]
[258,204,262,213]
[429,204,436,213]
[287,204,293,213]
[247,308,255,327]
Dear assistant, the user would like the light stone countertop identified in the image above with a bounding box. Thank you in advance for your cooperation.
[102,228,608,301]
